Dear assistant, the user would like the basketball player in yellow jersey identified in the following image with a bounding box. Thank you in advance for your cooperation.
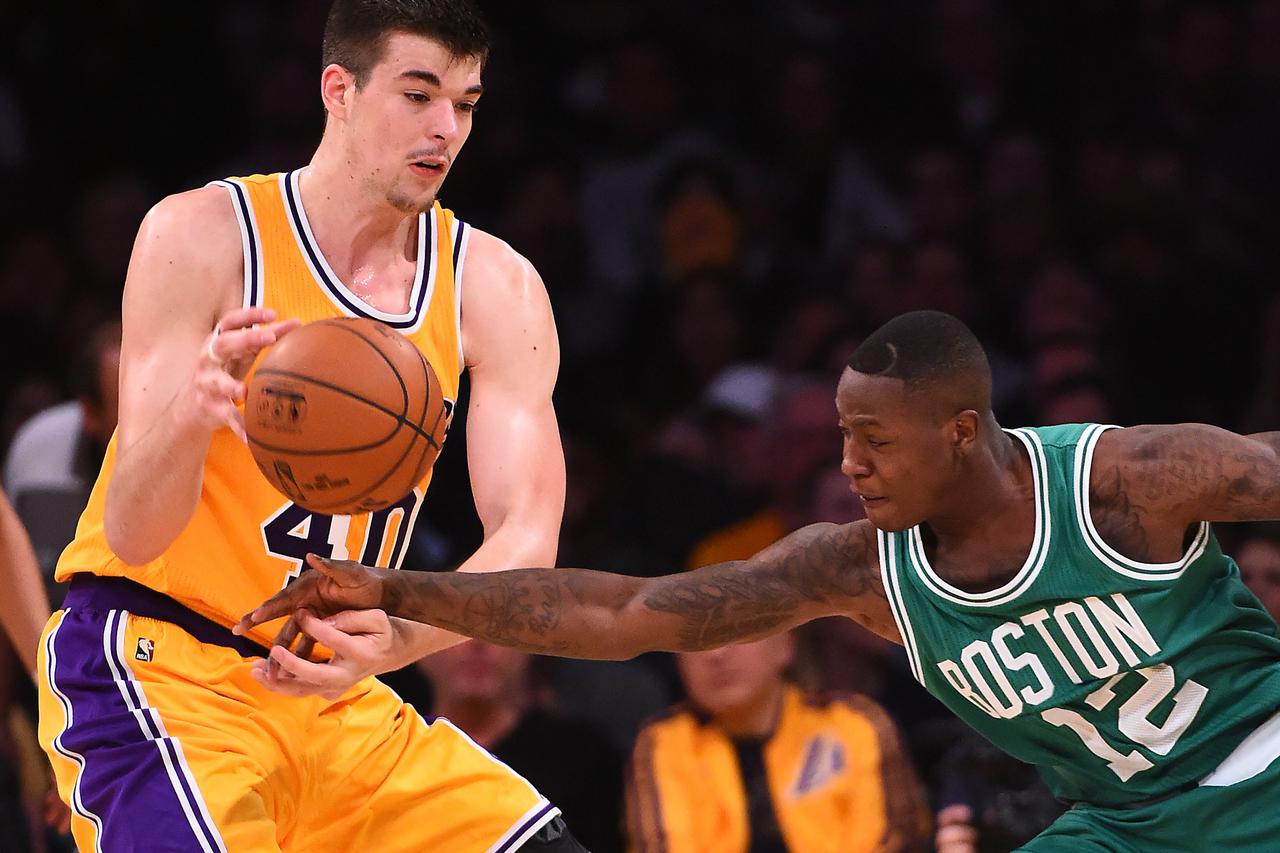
[36,1,583,851]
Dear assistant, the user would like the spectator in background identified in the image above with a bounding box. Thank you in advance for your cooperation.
[4,321,121,600]
[392,641,626,853]
[687,378,844,569]
[1237,522,1280,619]
[0,485,69,850]
[627,630,929,853]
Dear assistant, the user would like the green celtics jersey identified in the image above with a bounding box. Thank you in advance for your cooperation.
[880,423,1280,807]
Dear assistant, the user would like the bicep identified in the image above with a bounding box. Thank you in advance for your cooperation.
[117,189,240,450]
[1101,424,1280,524]
[460,232,565,538]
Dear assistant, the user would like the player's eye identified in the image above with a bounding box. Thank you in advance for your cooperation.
[405,92,428,104]
[457,101,478,114]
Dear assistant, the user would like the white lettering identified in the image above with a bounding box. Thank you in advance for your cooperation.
[1020,608,1082,684]
[961,640,1023,718]
[991,622,1055,706]
[938,659,999,717]
[1054,602,1120,678]
[1085,594,1160,667]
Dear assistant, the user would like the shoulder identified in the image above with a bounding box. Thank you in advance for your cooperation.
[457,227,558,372]
[458,227,546,303]
[126,186,244,315]
[139,185,242,251]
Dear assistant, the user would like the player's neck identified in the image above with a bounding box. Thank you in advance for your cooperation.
[295,161,419,277]
[924,430,1033,548]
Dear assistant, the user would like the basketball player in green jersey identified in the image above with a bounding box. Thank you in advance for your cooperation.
[240,310,1280,851]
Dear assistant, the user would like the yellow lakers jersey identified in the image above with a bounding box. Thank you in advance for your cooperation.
[57,171,471,647]
[627,687,931,853]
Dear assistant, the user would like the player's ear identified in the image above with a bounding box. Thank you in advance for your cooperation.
[320,64,355,119]
[951,410,980,453]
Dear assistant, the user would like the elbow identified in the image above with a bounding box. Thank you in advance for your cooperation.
[105,525,157,567]
[103,502,161,567]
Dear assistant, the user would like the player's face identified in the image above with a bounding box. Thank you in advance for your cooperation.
[345,33,483,212]
[835,367,960,532]
[676,634,793,721]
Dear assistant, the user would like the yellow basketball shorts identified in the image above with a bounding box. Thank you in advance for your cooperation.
[37,577,558,852]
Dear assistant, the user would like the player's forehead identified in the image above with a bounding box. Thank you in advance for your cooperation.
[370,31,483,89]
[835,368,920,427]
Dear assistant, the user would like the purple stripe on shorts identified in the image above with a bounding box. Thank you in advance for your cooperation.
[493,802,557,853]
[49,606,221,852]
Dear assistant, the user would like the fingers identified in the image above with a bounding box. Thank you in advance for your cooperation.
[293,634,316,663]
[293,610,380,655]
[205,318,300,367]
[323,609,390,635]
[216,306,281,333]
[234,589,301,634]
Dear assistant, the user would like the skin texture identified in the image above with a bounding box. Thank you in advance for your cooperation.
[238,366,1280,663]
[102,32,565,699]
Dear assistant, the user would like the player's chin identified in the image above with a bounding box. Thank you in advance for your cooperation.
[861,499,915,533]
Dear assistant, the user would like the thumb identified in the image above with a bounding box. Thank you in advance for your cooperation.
[306,553,345,579]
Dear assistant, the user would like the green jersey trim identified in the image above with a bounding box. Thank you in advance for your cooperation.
[1073,424,1211,581]
[905,428,1052,608]
[878,529,926,684]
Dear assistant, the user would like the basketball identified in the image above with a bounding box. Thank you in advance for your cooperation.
[244,317,448,515]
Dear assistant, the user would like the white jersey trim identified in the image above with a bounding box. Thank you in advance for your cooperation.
[452,218,471,368]
[279,170,435,333]
[206,179,263,309]
[1074,423,1209,580]
[879,530,925,684]
[104,611,228,852]
[1199,705,1280,787]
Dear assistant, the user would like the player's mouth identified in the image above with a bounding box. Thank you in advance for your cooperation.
[857,493,887,504]
[409,158,447,176]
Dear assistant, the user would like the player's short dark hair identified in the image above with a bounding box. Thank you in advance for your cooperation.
[848,310,992,407]
[322,0,491,87]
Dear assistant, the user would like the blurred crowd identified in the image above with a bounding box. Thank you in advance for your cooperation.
[2,0,1280,850]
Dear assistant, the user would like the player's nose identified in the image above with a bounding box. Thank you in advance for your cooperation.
[841,452,871,480]
[427,101,460,142]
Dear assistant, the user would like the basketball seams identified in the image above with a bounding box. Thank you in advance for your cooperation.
[248,317,447,514]
[251,368,436,446]
[325,321,410,419]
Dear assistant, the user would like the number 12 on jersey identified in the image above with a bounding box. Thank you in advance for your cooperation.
[261,490,423,587]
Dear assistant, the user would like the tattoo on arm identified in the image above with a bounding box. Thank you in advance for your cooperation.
[1095,426,1280,559]
[382,521,887,658]
[641,522,885,650]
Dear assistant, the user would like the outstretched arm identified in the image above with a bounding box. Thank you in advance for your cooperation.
[238,520,897,659]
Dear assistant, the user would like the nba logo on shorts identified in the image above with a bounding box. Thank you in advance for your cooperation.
[135,638,155,662]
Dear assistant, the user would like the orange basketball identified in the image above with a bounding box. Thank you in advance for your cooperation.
[245,317,447,515]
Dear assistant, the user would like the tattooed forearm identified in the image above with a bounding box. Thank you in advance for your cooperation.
[383,568,642,658]
[641,522,884,650]
[378,521,888,659]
